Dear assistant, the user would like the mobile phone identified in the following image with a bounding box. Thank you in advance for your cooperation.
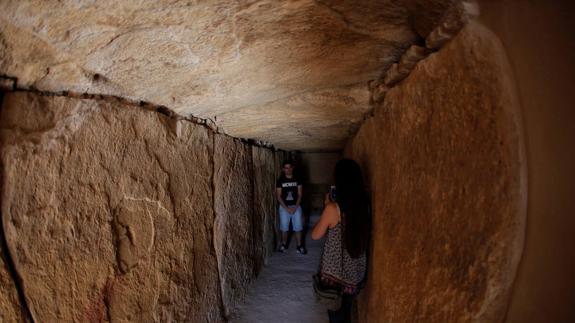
[329,185,337,201]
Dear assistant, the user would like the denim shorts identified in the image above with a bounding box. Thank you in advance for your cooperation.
[279,206,303,232]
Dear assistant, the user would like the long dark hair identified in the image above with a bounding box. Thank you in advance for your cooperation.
[334,158,370,259]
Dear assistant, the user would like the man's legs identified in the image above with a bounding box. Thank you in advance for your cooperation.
[292,207,306,254]
[279,207,290,251]
[295,231,302,247]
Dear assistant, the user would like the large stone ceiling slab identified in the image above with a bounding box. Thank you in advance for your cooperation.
[0,0,418,151]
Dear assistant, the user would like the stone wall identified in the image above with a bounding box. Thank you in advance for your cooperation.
[345,21,526,322]
[298,152,341,211]
[251,146,276,267]
[0,91,277,322]
[214,135,254,318]
[478,1,575,321]
[0,237,26,322]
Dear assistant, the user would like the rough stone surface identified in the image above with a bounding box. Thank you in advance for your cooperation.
[214,135,255,318]
[251,146,276,267]
[478,2,575,322]
[402,0,460,38]
[0,236,26,322]
[0,0,427,151]
[0,76,16,91]
[0,92,277,322]
[272,150,288,246]
[397,45,429,76]
[346,22,526,322]
[425,1,479,50]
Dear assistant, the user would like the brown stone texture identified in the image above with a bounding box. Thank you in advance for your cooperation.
[0,238,26,322]
[478,1,575,322]
[0,0,423,151]
[0,92,277,321]
[213,135,255,318]
[272,150,288,246]
[401,0,459,38]
[251,146,276,267]
[424,1,479,51]
[274,151,288,179]
[345,21,526,322]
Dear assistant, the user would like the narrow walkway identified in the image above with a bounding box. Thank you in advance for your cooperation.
[232,214,328,323]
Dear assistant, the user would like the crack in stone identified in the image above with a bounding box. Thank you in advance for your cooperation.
[102,278,114,323]
[313,0,407,39]
[86,25,155,59]
[0,74,17,91]
[0,210,36,323]
[213,80,372,118]
[123,196,172,218]
[0,77,276,150]
[248,145,261,275]
[210,133,228,320]
[343,1,474,144]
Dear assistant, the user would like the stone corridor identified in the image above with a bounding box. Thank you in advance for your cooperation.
[1,1,574,322]
[232,213,326,323]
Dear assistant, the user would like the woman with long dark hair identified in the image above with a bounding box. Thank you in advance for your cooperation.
[312,158,370,323]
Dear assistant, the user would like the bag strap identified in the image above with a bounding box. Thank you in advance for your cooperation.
[338,204,345,293]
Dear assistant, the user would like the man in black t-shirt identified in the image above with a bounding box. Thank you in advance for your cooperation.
[276,160,306,254]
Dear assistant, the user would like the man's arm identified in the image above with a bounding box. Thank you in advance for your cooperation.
[276,187,289,209]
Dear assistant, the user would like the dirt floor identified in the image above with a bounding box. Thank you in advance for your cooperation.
[231,214,329,323]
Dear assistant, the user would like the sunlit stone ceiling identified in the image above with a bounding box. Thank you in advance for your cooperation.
[0,0,453,150]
